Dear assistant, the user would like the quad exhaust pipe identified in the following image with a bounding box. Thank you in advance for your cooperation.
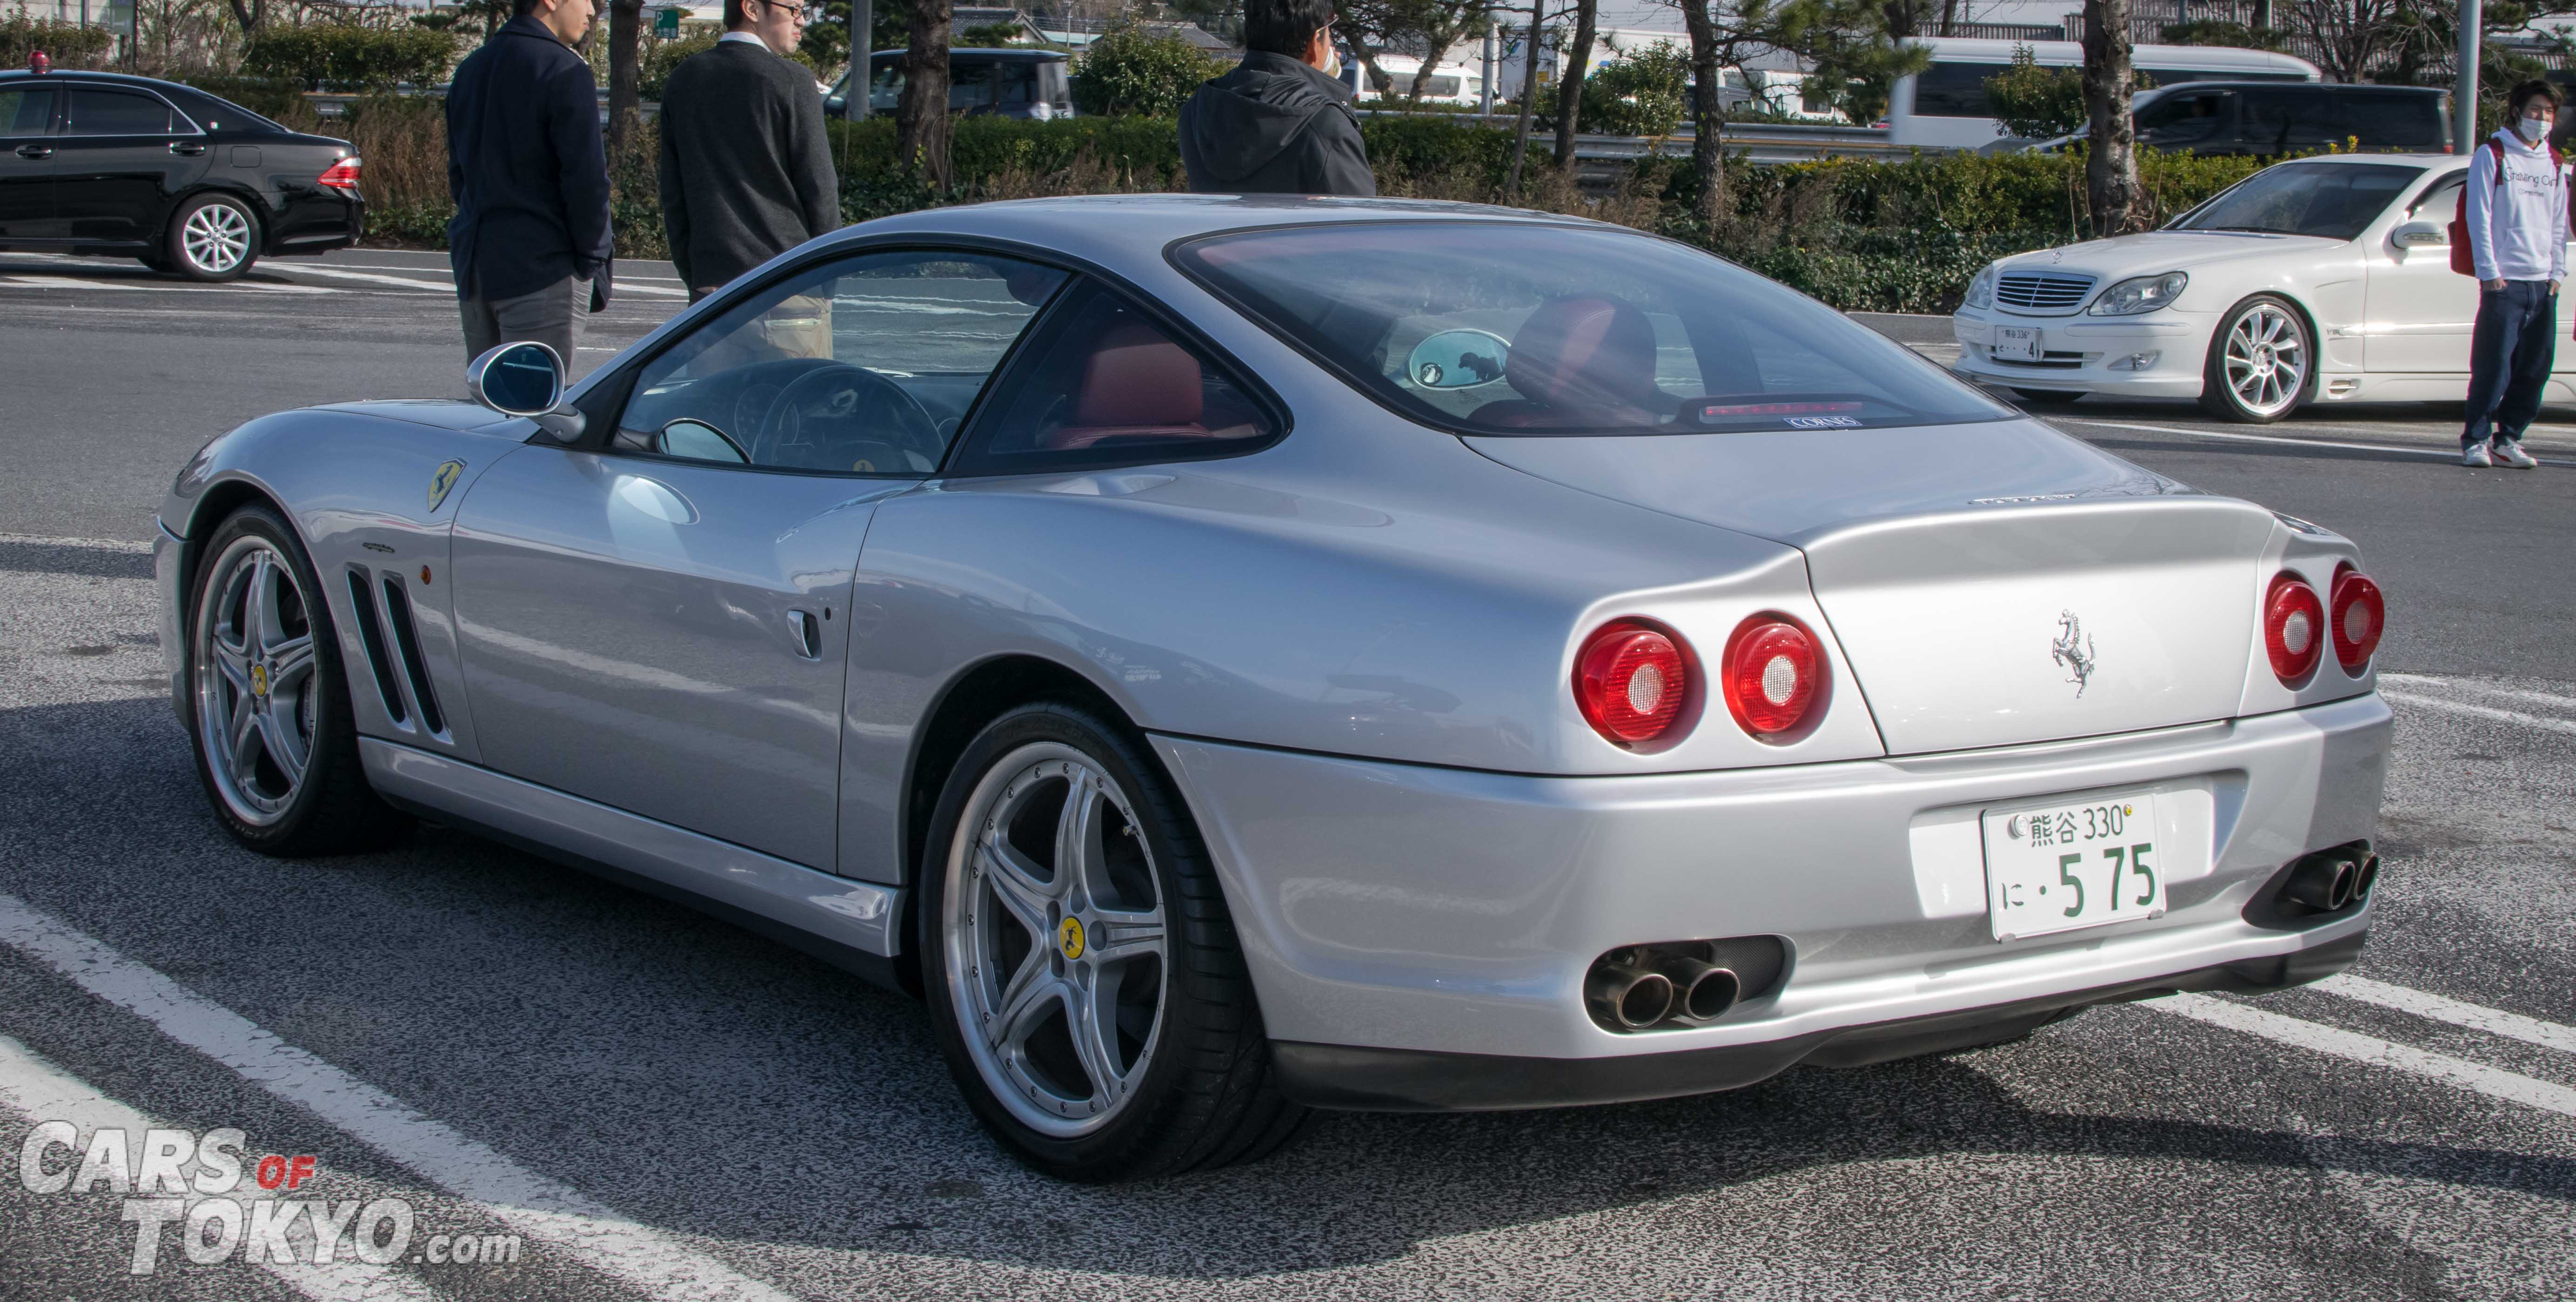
[2280,846,2380,914]
[1585,940,1781,1032]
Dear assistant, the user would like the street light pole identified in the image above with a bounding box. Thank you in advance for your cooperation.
[2457,0,2480,154]
[1480,20,1495,116]
[851,0,872,119]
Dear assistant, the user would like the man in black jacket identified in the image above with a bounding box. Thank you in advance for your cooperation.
[1179,0,1373,196]
[658,0,839,301]
[444,0,614,367]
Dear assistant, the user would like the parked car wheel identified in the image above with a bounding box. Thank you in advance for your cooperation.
[2010,388,2085,407]
[185,504,410,855]
[920,702,1306,1181]
[2198,294,2313,423]
[166,192,261,282]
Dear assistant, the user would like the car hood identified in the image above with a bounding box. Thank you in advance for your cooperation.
[1994,229,2342,284]
[313,400,523,433]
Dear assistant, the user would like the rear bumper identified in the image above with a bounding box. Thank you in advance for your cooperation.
[1274,929,2364,1110]
[1153,692,2389,1090]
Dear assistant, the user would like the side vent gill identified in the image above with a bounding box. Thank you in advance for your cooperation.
[378,575,446,736]
[345,568,407,726]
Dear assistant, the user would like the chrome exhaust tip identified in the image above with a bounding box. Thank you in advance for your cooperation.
[1586,957,1675,1031]
[2282,852,2357,912]
[1657,958,1743,1024]
[2350,850,2380,903]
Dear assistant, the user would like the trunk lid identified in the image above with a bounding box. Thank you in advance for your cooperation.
[1468,420,2277,755]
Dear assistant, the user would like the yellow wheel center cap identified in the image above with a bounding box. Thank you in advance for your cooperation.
[248,664,269,698]
[1057,916,1086,961]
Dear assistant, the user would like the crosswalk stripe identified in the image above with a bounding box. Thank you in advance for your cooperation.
[2379,689,2576,736]
[0,1034,445,1302]
[0,893,803,1302]
[2317,974,2576,1057]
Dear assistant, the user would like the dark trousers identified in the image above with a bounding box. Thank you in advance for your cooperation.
[2463,278,2557,448]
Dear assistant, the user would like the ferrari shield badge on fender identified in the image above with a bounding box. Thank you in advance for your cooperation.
[428,460,465,513]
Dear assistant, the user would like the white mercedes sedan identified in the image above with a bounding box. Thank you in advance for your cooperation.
[1950,152,2553,422]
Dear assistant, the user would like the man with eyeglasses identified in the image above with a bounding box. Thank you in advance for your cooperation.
[658,0,840,302]
[1180,0,1374,197]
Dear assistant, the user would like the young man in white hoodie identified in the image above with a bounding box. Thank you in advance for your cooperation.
[2461,80,2566,469]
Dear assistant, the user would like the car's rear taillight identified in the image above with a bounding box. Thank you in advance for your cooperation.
[1574,620,1694,747]
[2263,571,2325,685]
[318,156,361,192]
[2330,563,2383,673]
[1721,615,1824,741]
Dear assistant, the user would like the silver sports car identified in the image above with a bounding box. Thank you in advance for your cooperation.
[157,196,2391,1181]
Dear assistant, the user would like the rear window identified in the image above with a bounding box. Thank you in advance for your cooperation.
[1172,222,2013,437]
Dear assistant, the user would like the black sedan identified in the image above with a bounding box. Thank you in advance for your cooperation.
[0,68,364,281]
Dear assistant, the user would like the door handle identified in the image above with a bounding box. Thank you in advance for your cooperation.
[169,141,207,156]
[14,144,50,159]
[786,610,821,660]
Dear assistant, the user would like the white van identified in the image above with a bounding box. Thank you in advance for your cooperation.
[1345,52,1489,106]
[1886,37,2321,148]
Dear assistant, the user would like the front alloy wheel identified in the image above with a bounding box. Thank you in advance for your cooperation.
[922,704,1305,1181]
[2200,295,2311,423]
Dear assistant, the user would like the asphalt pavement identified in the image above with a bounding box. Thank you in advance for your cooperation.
[0,251,2571,1301]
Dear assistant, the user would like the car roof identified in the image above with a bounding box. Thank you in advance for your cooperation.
[0,68,197,92]
[840,194,1610,261]
[2141,80,2445,96]
[871,47,1068,61]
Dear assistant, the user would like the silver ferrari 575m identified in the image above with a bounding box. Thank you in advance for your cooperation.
[157,196,2391,1181]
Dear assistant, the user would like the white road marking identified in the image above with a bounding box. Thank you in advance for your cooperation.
[5,275,153,290]
[313,262,687,286]
[0,1034,442,1302]
[2061,416,2576,467]
[2154,993,2576,1118]
[2380,689,2576,736]
[2379,672,2576,713]
[0,531,154,553]
[2317,975,2576,1057]
[265,266,454,293]
[0,894,803,1302]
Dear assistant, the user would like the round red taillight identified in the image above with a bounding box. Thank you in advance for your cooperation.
[1722,616,1824,740]
[1573,620,1693,746]
[2264,571,2325,685]
[2330,564,2383,673]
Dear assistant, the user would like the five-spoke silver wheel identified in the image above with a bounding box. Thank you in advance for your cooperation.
[181,200,253,277]
[942,743,1168,1138]
[2206,299,2309,422]
[193,536,317,826]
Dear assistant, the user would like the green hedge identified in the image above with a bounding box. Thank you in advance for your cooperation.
[1,15,115,68]
[362,115,2273,313]
[242,25,459,92]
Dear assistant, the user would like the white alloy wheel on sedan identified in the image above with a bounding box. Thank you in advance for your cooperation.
[921,704,1304,1181]
[2201,295,2313,423]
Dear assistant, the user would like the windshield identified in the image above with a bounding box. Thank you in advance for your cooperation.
[1171,222,2013,436]
[2172,161,2423,240]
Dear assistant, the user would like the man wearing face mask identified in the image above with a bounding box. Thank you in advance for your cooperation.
[2459,80,2565,470]
[1178,0,1374,196]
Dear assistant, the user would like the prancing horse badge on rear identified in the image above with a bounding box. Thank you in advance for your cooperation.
[428,459,465,512]
[2053,610,2097,697]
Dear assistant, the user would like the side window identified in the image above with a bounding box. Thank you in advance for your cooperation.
[615,249,1068,474]
[869,61,903,113]
[2409,174,2464,220]
[2137,93,2223,143]
[0,88,53,137]
[948,280,1279,475]
[64,89,182,136]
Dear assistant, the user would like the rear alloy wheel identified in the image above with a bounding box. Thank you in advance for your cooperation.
[167,193,260,282]
[185,505,409,855]
[921,704,1305,1181]
[2199,295,2312,423]
[2010,388,2085,407]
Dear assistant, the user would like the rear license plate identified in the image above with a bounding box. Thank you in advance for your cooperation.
[1983,792,2168,941]
[1993,326,2043,362]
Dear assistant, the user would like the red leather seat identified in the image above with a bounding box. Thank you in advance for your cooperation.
[1039,323,1212,450]
[1470,295,1665,430]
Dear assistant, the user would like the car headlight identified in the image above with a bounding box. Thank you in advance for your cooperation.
[1963,266,1996,311]
[2088,271,2188,316]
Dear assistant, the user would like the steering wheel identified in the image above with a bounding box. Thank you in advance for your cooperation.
[756,362,944,472]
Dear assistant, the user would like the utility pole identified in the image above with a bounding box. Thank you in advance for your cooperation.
[852,0,873,118]
[2456,0,2480,154]
[1480,19,1495,116]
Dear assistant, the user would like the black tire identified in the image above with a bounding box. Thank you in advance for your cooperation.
[182,504,411,856]
[2011,388,2085,407]
[164,192,261,282]
[2197,294,2313,424]
[919,702,1307,1181]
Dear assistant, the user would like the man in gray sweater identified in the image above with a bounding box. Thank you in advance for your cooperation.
[658,0,839,302]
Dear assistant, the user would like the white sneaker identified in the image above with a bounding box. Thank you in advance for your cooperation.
[2463,442,2494,467]
[2494,441,2539,469]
